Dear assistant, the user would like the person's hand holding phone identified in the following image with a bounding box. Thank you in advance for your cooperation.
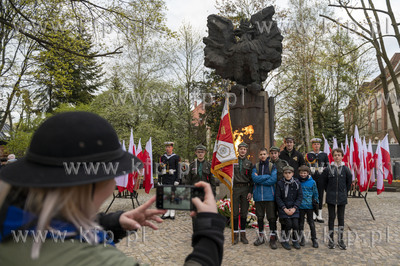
[190,181,217,217]
[120,196,166,230]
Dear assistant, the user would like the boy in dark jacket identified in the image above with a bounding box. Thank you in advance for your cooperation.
[298,165,319,248]
[276,166,303,250]
[252,148,278,249]
[322,148,352,250]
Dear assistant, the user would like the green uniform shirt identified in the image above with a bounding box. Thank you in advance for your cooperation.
[233,157,253,193]
[185,159,216,196]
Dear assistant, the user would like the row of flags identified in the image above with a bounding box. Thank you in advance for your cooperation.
[322,126,393,194]
[211,99,394,196]
[116,129,153,194]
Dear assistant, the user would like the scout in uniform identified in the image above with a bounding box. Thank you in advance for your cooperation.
[305,137,329,223]
[269,146,288,182]
[232,142,253,245]
[185,145,216,196]
[158,141,180,219]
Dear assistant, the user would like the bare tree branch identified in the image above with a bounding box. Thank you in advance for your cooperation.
[328,4,389,15]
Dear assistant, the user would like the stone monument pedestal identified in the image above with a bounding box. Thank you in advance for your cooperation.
[230,90,274,164]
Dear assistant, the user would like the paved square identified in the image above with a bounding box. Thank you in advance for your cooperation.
[101,190,400,265]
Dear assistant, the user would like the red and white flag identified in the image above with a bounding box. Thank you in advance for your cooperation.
[349,136,355,180]
[353,126,362,185]
[381,134,393,184]
[359,137,368,192]
[323,135,333,163]
[367,139,375,189]
[143,138,153,193]
[332,137,338,149]
[211,99,237,192]
[116,140,129,190]
[343,135,350,167]
[127,130,137,192]
[376,141,384,194]
[136,139,145,176]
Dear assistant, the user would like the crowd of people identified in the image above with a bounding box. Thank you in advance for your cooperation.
[0,111,354,266]
[179,137,352,251]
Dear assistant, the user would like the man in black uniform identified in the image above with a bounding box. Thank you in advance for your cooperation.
[232,142,253,245]
[279,137,305,178]
[305,138,329,223]
[185,145,216,196]
[158,141,180,219]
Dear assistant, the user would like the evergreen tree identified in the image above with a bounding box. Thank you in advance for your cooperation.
[33,29,104,112]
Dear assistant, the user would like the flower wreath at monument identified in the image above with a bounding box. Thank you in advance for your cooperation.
[216,197,257,228]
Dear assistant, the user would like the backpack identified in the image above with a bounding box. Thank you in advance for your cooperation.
[255,161,274,174]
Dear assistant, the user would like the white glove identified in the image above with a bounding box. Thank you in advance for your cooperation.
[174,181,179,186]
[169,169,175,175]
[157,182,162,186]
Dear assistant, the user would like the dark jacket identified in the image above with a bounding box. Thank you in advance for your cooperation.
[322,163,352,205]
[158,153,180,185]
[269,157,289,182]
[276,178,303,219]
[307,151,329,183]
[186,159,216,196]
[279,148,305,178]
[233,157,253,194]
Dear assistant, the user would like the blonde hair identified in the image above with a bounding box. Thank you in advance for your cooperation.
[25,183,99,259]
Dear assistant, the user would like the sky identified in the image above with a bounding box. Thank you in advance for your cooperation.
[165,0,218,34]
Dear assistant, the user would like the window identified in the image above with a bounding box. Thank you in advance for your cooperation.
[376,94,382,109]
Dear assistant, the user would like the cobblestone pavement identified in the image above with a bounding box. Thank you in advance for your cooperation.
[100,190,400,265]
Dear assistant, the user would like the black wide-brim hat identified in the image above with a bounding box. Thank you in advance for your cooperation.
[0,112,143,187]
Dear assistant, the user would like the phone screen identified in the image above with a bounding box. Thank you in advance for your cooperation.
[156,185,204,210]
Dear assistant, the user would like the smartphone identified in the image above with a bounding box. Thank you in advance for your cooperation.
[156,185,205,211]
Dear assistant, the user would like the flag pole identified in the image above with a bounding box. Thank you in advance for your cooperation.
[230,186,234,244]
[227,96,234,245]
[361,167,375,220]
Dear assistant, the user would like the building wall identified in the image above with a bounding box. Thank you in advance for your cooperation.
[346,53,400,144]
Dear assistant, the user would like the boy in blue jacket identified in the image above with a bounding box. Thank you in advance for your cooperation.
[252,148,278,249]
[298,165,319,248]
[276,166,303,250]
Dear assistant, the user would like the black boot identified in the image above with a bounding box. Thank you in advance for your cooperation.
[233,232,239,245]
[281,241,291,250]
[240,232,249,244]
[328,232,335,249]
[338,227,347,250]
[253,233,265,246]
[293,240,301,249]
[299,231,305,246]
[312,238,319,248]
[269,235,277,249]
